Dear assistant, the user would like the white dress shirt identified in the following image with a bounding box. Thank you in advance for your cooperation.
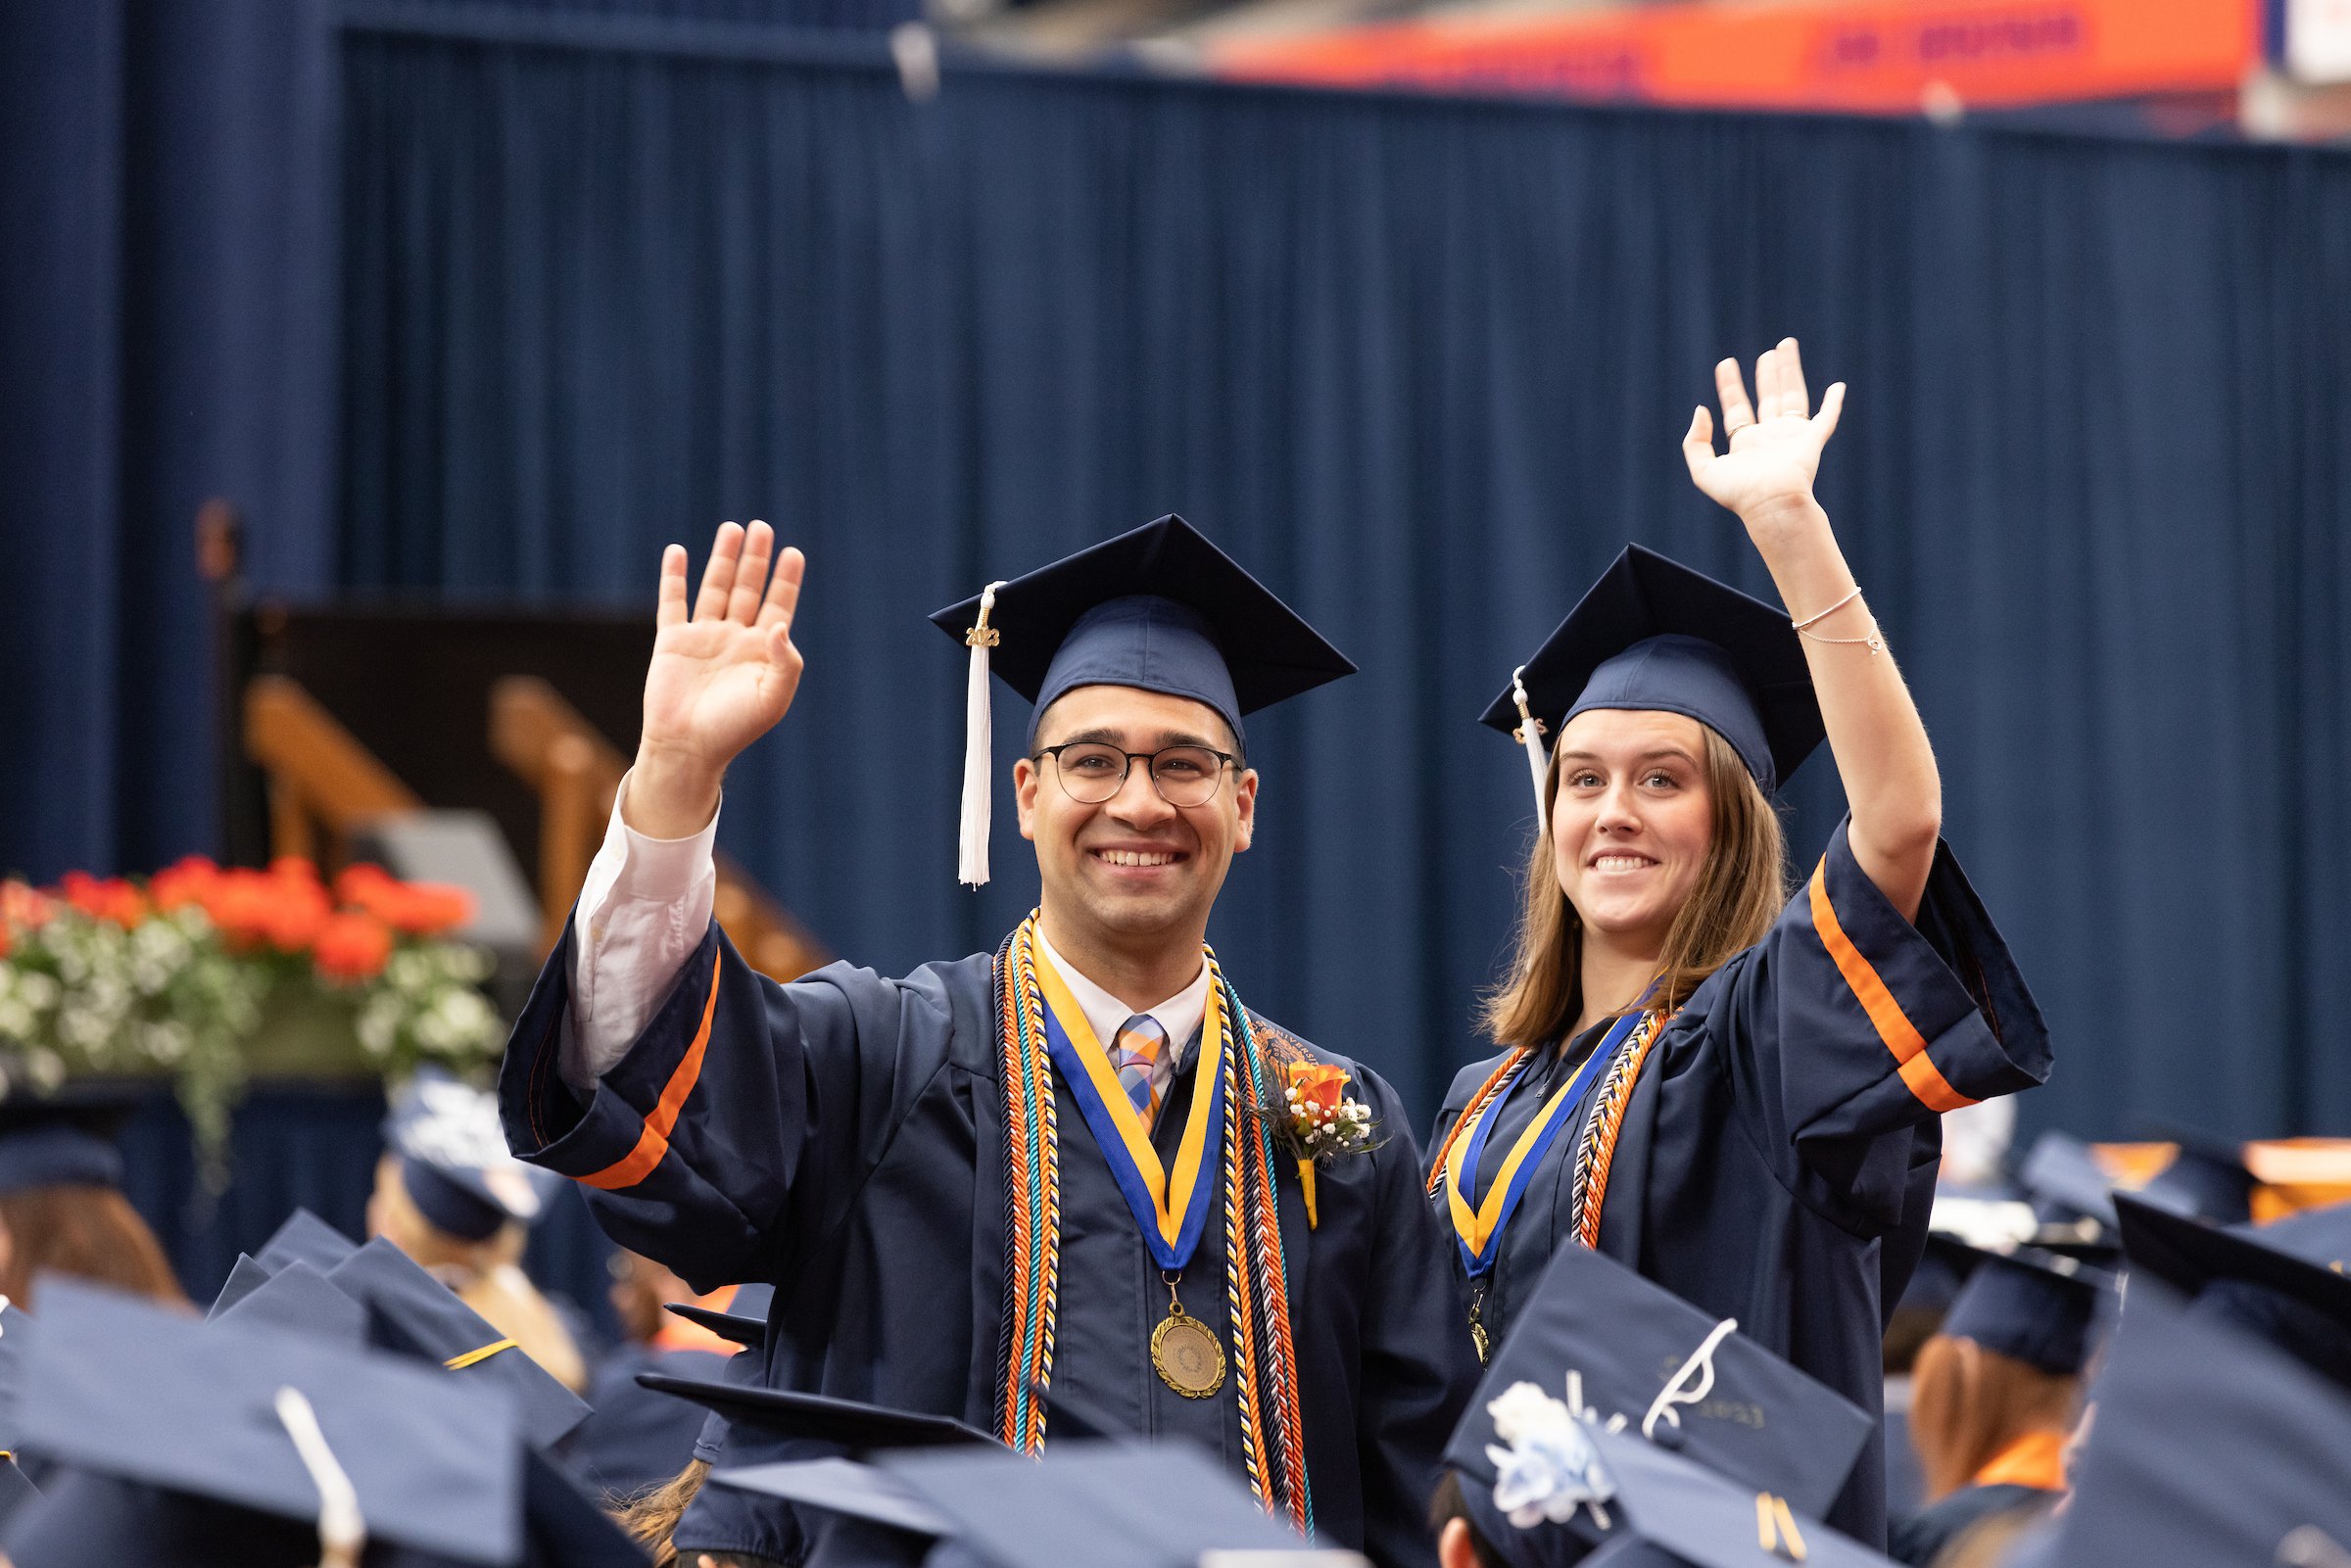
[560,771,1209,1099]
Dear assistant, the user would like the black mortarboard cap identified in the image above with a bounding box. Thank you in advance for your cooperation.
[1445,1240,1872,1520]
[708,1457,954,1540]
[930,515,1355,749]
[662,1280,776,1349]
[5,1279,523,1565]
[1938,1243,2114,1375]
[876,1440,1337,1568]
[327,1238,591,1449]
[930,516,1355,885]
[2014,1131,2120,1231]
[2031,1287,2351,1567]
[2137,1126,2260,1225]
[1479,546,1823,793]
[2114,1192,2351,1387]
[638,1372,997,1452]
[1458,1418,1895,1568]
[2254,1197,2351,1273]
[254,1207,360,1276]
[210,1258,369,1347]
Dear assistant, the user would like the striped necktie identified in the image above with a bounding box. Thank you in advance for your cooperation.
[1111,1015,1171,1131]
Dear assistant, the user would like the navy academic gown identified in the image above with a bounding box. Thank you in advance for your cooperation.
[1430,822,2050,1548]
[501,924,1476,1568]
[1888,1484,2055,1567]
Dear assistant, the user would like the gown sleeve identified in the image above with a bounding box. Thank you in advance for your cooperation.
[1700,815,2051,1227]
[1351,1068,1480,1568]
[499,918,961,1292]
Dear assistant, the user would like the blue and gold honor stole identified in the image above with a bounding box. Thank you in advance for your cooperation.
[1032,949,1224,1272]
[1442,1008,1646,1278]
[991,915,1314,1537]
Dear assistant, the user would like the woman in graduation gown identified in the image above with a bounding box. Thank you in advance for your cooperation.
[1428,341,2052,1546]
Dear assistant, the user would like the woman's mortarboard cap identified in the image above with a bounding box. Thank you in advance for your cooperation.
[929,515,1355,885]
[661,1280,775,1349]
[637,1372,997,1453]
[1445,1240,1872,1522]
[0,1085,146,1196]
[2114,1192,2351,1338]
[1480,546,1824,823]
[2014,1131,2120,1232]
[1934,1240,2115,1376]
[253,1208,360,1276]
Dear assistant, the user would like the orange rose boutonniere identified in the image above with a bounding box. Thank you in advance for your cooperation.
[1277,1060,1375,1228]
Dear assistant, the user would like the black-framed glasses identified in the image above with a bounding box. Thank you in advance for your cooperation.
[1034,741,1239,808]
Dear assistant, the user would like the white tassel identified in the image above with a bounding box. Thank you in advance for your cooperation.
[1511,665,1550,834]
[275,1386,365,1568]
[958,581,1010,888]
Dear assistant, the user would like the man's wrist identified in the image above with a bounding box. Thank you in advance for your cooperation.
[623,744,725,840]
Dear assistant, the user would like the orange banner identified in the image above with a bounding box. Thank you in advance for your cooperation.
[1211,0,2258,114]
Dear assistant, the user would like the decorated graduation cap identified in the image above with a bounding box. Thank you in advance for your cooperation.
[1480,546,1826,832]
[929,515,1356,886]
[1455,1401,1894,1568]
[385,1069,551,1242]
[1935,1240,2115,1377]
[2029,1285,2351,1568]
[1445,1241,1872,1521]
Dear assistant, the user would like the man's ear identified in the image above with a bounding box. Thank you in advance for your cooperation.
[1014,755,1040,842]
[1231,767,1259,853]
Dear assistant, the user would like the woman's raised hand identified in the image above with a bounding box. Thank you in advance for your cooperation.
[627,521,805,836]
[1681,338,1846,529]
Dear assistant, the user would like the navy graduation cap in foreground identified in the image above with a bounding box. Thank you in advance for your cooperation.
[0,1279,631,1568]
[2032,1280,2351,1567]
[2114,1192,2351,1389]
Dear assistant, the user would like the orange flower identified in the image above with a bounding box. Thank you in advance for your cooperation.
[197,865,329,952]
[148,855,222,912]
[312,911,394,983]
[1282,1061,1350,1121]
[60,872,147,928]
[1,880,56,932]
[339,864,472,936]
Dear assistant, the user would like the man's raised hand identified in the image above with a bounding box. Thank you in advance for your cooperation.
[1681,338,1846,531]
[626,521,805,838]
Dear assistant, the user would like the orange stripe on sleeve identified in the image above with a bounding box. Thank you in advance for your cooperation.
[578,947,725,1191]
[1807,861,1977,1115]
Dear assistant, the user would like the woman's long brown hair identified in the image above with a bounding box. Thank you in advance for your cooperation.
[1483,725,1789,1052]
[1908,1334,2081,1501]
[0,1184,189,1308]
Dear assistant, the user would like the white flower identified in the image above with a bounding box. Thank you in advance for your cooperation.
[1482,1383,1614,1529]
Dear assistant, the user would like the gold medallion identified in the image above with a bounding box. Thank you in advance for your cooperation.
[1151,1283,1226,1398]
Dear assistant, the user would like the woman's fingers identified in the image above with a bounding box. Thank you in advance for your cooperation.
[1713,358,1755,435]
[1779,338,1811,418]
[759,546,806,635]
[1681,404,1716,486]
[1813,381,1847,442]
[693,522,745,621]
[728,520,774,625]
[655,545,689,631]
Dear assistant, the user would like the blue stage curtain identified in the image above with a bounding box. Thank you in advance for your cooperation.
[331,17,2351,1141]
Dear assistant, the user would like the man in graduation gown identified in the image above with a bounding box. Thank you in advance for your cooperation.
[500,516,1476,1567]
